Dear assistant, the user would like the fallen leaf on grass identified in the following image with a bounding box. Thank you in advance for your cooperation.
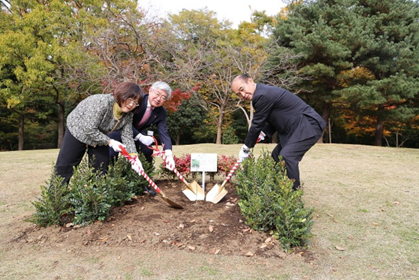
[127,235,132,241]
[372,223,379,226]
[208,225,214,232]
[99,237,108,243]
[245,252,254,257]
[335,246,345,251]
[210,249,221,255]
[260,244,267,249]
[178,224,185,229]
[187,245,195,250]
[264,237,272,243]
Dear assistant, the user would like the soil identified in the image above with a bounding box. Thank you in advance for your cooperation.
[7,180,289,260]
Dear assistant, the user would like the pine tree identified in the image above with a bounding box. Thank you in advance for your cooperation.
[270,0,419,146]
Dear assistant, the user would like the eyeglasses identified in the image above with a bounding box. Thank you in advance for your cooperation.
[126,98,139,107]
[153,90,168,102]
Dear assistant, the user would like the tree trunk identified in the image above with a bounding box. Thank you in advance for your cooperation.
[216,111,223,144]
[57,101,65,148]
[18,115,24,150]
[319,101,332,143]
[374,114,384,146]
[175,127,182,145]
[271,131,278,143]
[249,102,254,129]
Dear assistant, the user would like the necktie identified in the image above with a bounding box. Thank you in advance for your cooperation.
[138,107,152,127]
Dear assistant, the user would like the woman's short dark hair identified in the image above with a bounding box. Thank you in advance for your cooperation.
[113,82,143,113]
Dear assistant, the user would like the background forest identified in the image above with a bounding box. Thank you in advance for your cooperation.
[1,0,418,151]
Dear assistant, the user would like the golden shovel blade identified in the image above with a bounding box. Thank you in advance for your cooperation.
[182,180,205,201]
[182,188,205,201]
[159,191,184,209]
[205,183,228,204]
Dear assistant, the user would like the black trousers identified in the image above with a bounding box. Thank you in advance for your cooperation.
[55,128,110,185]
[108,131,153,164]
[271,117,323,190]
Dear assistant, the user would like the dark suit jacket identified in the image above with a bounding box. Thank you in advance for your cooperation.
[132,95,172,150]
[244,84,326,148]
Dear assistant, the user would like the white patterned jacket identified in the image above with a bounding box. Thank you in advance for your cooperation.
[66,93,137,153]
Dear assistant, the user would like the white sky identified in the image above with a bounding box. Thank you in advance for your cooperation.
[137,0,285,28]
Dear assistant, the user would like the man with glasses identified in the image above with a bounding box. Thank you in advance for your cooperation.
[109,81,176,195]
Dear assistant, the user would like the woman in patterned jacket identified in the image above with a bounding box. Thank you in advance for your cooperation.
[55,82,143,185]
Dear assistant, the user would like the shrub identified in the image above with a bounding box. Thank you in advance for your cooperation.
[159,154,238,180]
[235,149,314,250]
[29,153,154,227]
[68,160,112,226]
[27,168,72,227]
[106,153,153,205]
[217,155,238,176]
[222,126,239,144]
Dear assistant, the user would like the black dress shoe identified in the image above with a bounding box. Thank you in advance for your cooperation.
[145,186,157,196]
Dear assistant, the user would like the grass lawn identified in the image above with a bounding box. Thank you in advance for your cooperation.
[0,143,418,279]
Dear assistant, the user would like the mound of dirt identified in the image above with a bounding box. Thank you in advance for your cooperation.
[8,180,287,259]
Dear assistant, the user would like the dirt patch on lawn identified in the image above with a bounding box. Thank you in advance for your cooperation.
[6,180,292,259]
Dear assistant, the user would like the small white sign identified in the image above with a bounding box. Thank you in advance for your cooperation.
[191,153,217,172]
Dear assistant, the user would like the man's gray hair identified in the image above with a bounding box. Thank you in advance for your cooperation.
[151,81,172,100]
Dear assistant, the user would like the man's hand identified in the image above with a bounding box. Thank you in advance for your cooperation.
[164,150,175,171]
[238,144,251,162]
[257,131,266,142]
[130,155,143,174]
[109,139,125,152]
[135,134,155,146]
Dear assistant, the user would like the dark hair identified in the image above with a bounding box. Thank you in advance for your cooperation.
[114,82,143,113]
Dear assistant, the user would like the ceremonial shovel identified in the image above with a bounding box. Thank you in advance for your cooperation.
[119,145,183,209]
[206,138,262,204]
[148,137,205,201]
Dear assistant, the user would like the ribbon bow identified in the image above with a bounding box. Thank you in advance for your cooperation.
[147,136,166,157]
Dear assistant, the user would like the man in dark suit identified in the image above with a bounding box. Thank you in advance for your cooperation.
[109,81,175,187]
[231,74,326,190]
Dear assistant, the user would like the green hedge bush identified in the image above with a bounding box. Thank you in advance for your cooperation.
[28,153,153,227]
[235,149,314,250]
